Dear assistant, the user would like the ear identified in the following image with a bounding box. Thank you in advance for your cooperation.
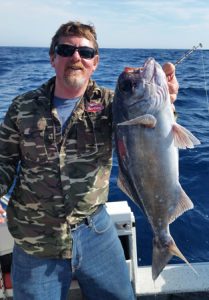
[92,55,99,71]
[50,54,56,68]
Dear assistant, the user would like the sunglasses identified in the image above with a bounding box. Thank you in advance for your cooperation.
[55,44,96,59]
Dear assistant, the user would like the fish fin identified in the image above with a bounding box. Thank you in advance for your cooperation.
[118,168,135,202]
[152,236,198,281]
[169,243,198,277]
[169,187,194,224]
[152,237,173,281]
[172,123,200,149]
[117,167,146,215]
[118,114,157,128]
[115,129,146,213]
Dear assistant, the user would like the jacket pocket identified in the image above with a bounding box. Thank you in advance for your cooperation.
[92,207,112,234]
[20,127,48,163]
[76,121,98,157]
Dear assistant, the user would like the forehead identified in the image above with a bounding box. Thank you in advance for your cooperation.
[59,36,94,48]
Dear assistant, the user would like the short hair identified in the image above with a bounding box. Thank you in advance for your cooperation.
[49,21,99,55]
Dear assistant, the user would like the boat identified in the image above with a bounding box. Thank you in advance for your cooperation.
[1,196,209,300]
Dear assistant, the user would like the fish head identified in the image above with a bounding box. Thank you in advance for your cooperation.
[113,57,169,124]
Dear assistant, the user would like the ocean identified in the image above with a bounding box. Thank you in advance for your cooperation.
[0,46,209,267]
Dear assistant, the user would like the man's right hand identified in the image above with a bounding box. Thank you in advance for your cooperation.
[0,204,6,223]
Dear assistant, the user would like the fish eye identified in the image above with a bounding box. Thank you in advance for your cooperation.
[119,78,135,93]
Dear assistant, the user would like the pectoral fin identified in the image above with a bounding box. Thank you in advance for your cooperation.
[118,114,157,128]
[172,123,200,149]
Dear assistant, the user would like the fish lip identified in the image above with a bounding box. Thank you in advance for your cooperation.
[141,57,156,83]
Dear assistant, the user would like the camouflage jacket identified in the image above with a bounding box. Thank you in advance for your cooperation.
[0,77,114,258]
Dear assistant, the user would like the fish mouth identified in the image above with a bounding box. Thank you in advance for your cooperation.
[142,57,166,87]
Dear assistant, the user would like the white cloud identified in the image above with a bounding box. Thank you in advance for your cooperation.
[0,0,208,49]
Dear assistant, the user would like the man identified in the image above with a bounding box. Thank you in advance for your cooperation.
[0,21,178,300]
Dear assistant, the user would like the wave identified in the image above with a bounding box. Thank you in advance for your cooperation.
[0,47,209,265]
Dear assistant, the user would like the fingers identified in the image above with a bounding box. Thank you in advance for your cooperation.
[0,204,4,213]
[168,80,179,103]
[170,93,177,103]
[0,204,6,223]
[162,62,179,104]
[162,62,175,77]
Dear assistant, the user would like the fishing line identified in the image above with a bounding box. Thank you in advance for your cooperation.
[174,43,209,113]
[200,49,209,113]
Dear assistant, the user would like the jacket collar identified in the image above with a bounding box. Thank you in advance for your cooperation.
[35,77,103,113]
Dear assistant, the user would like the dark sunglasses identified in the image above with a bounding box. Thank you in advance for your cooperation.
[55,44,96,59]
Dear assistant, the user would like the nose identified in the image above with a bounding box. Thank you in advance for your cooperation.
[70,49,81,61]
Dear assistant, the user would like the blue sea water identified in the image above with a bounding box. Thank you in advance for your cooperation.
[0,46,209,267]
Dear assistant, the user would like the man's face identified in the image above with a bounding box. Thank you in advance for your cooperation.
[50,35,99,90]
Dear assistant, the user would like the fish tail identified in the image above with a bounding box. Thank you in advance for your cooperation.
[152,236,198,281]
[169,243,198,276]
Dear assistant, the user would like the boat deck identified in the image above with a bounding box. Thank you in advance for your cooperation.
[136,262,209,296]
[67,262,209,300]
[1,200,209,299]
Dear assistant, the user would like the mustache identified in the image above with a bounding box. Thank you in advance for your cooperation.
[65,63,84,71]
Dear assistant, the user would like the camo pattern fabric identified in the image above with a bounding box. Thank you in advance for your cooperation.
[0,77,114,258]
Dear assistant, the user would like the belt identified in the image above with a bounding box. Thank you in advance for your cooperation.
[70,216,91,231]
[69,205,103,231]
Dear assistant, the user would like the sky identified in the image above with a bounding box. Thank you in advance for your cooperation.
[0,0,208,49]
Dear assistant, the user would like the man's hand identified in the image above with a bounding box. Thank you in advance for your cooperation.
[0,204,6,223]
[162,62,179,107]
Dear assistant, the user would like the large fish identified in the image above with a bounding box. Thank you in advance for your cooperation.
[112,57,200,280]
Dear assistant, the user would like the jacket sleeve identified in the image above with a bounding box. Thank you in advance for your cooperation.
[0,99,20,196]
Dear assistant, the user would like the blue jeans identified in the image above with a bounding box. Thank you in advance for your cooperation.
[11,205,135,300]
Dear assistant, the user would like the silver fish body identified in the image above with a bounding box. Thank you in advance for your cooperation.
[113,58,200,280]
